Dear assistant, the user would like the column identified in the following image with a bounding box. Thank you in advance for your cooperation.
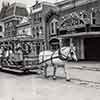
[59,38,63,48]
[81,38,85,59]
[70,38,73,47]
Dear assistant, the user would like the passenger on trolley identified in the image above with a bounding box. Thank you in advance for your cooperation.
[0,46,4,65]
[15,47,24,67]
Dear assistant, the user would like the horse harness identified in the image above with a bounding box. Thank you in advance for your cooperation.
[40,48,73,64]
[41,51,60,65]
[50,48,71,64]
[58,48,71,61]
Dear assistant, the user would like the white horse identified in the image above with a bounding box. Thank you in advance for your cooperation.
[39,46,78,81]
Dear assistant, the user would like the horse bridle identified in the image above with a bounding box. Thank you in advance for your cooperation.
[58,47,75,61]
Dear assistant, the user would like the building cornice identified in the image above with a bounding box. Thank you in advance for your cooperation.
[0,15,15,22]
[57,0,98,11]
[16,22,31,28]
[60,31,100,38]
[0,15,24,23]
[41,1,57,7]
[55,0,72,6]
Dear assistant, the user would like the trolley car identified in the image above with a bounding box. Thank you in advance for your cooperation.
[0,35,40,73]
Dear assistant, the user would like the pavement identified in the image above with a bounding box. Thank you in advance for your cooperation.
[66,61,100,83]
[45,61,100,83]
[0,72,100,100]
[0,61,100,100]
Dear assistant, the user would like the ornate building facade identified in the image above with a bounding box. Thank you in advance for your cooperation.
[16,17,32,36]
[0,2,28,37]
[30,1,58,55]
[46,0,100,60]
[0,0,100,60]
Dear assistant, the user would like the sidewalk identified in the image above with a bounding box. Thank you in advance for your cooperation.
[66,61,100,84]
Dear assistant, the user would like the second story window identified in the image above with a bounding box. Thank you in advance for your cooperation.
[0,26,2,32]
[50,18,59,35]
[40,26,43,35]
[51,23,54,33]
[92,11,96,18]
[36,26,39,37]
[55,22,59,34]
[91,8,96,24]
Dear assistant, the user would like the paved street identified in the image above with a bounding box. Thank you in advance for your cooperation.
[0,61,100,100]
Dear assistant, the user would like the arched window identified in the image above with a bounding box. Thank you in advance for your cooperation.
[50,19,58,35]
[51,23,54,33]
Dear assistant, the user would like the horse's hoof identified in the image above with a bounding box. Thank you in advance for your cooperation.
[53,76,56,80]
[66,79,71,82]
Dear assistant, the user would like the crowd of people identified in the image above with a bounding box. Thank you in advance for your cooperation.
[0,42,32,67]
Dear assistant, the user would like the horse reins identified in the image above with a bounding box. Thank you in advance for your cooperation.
[41,50,58,65]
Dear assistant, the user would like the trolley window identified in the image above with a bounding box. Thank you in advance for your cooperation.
[0,26,2,32]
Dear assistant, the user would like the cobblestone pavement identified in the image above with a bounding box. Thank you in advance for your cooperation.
[0,61,100,100]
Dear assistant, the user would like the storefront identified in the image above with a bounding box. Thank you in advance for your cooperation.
[84,37,100,60]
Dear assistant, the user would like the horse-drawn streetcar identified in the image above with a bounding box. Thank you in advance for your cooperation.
[0,36,40,73]
[0,36,78,81]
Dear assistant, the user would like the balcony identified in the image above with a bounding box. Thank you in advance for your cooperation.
[59,24,100,37]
